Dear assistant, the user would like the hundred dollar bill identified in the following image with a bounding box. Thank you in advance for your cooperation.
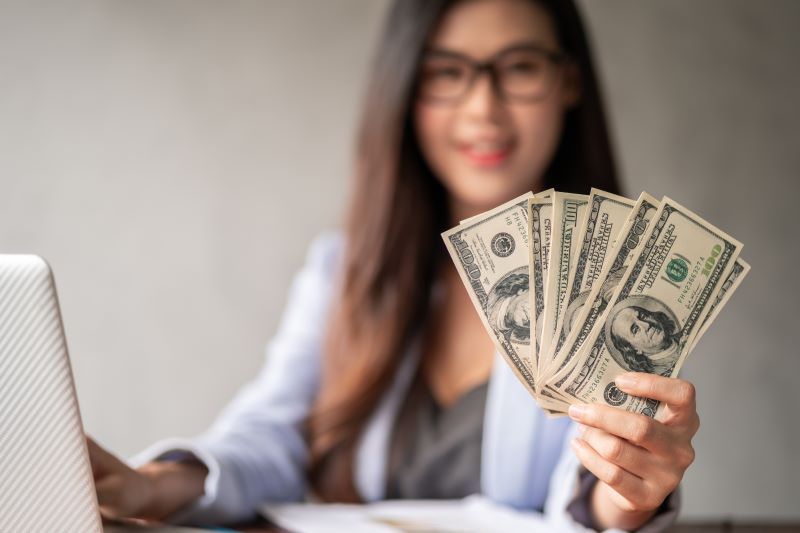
[544,192,661,400]
[538,192,588,369]
[687,258,750,352]
[554,197,743,416]
[442,193,538,395]
[541,189,635,379]
[527,195,573,413]
[527,196,553,375]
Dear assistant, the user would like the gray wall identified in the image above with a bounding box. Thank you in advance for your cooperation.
[1,0,797,522]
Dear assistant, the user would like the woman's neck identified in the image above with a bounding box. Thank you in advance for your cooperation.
[447,198,485,227]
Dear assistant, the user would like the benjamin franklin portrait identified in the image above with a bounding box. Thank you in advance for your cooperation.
[604,295,681,376]
[487,266,530,345]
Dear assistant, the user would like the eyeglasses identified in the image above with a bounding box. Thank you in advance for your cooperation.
[416,44,569,104]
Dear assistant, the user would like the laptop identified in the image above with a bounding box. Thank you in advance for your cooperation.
[0,255,206,533]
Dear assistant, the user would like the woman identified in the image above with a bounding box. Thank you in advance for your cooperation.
[89,1,699,530]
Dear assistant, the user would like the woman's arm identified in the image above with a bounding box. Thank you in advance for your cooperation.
[123,233,344,526]
[568,372,699,531]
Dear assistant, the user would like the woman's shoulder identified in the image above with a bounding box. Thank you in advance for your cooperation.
[293,231,347,296]
[276,231,345,335]
[304,230,345,274]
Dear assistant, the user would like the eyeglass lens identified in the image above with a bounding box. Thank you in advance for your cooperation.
[418,47,563,103]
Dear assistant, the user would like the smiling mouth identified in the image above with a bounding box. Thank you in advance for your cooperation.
[459,142,513,167]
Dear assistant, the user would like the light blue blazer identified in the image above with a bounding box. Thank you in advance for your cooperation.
[134,233,590,530]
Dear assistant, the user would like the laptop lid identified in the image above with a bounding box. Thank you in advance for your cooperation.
[0,255,103,532]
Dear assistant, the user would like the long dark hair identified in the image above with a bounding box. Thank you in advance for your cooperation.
[307,0,620,502]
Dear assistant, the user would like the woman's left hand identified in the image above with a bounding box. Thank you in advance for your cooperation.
[567,372,700,530]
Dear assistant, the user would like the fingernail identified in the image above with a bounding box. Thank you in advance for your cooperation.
[569,404,586,420]
[570,438,584,451]
[577,423,587,436]
[615,374,636,389]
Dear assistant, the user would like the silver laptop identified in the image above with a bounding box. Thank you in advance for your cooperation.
[0,255,204,533]
[0,255,102,532]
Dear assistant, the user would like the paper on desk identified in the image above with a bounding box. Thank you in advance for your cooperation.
[261,495,555,533]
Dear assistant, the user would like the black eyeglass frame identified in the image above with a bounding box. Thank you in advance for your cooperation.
[416,43,571,104]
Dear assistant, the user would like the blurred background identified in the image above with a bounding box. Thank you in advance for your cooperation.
[1,0,798,525]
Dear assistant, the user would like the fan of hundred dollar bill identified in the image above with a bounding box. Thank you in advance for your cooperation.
[442,189,749,418]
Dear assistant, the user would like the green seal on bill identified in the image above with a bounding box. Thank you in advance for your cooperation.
[666,258,689,282]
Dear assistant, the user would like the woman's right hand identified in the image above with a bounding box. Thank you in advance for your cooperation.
[87,436,157,520]
[86,435,208,522]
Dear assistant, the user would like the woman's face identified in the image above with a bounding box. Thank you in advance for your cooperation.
[414,0,579,221]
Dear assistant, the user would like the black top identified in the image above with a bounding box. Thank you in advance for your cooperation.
[385,372,488,499]
[383,370,681,532]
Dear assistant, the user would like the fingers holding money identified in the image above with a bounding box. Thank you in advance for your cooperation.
[570,416,686,513]
[569,438,667,513]
[568,377,697,513]
[576,425,650,476]
[568,403,669,453]
[614,372,700,428]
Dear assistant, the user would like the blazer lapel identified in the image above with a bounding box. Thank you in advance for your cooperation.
[482,351,542,509]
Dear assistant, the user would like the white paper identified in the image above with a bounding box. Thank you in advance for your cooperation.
[261,495,555,533]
